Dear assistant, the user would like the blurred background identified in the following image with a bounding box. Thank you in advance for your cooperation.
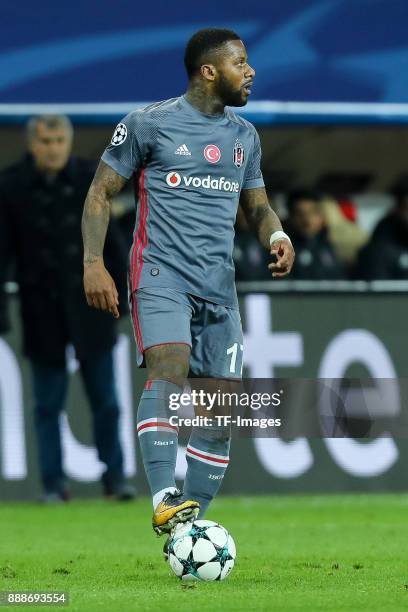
[1,0,408,501]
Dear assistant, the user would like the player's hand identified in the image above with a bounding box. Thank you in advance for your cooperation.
[268,239,295,278]
[83,260,120,318]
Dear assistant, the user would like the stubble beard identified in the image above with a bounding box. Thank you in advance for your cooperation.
[217,73,247,107]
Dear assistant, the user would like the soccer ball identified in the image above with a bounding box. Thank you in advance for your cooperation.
[167,519,236,581]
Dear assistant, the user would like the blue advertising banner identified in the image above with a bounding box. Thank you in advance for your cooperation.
[2,0,408,104]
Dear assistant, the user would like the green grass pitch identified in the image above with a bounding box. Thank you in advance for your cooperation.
[1,494,408,611]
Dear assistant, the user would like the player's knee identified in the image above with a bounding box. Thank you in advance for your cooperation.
[196,425,231,444]
[148,368,187,387]
[147,358,189,384]
[216,427,231,444]
[145,343,190,386]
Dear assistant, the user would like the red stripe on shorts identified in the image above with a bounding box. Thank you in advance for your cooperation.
[130,169,148,352]
[131,293,144,352]
[132,169,148,292]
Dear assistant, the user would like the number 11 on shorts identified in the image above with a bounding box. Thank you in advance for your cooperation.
[226,343,244,375]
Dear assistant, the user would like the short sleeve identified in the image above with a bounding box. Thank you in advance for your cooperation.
[101,111,155,179]
[242,129,264,190]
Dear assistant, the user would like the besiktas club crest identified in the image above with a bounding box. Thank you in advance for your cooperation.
[233,141,244,168]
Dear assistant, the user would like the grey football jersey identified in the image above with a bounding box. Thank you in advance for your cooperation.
[101,95,264,309]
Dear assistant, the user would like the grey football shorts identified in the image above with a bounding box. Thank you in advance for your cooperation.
[130,287,243,379]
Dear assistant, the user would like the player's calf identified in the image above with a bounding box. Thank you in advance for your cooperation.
[183,425,231,518]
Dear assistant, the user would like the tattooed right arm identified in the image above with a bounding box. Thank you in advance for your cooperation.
[82,161,127,317]
[82,160,127,266]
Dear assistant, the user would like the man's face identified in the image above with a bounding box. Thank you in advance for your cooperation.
[214,40,255,107]
[29,122,72,173]
[290,200,324,238]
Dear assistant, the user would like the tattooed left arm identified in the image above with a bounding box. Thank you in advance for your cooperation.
[239,187,295,278]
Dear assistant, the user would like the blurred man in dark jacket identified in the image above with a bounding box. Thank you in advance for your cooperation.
[0,115,135,502]
[355,192,408,280]
[284,190,344,280]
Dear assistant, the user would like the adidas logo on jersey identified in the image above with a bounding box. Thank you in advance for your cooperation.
[175,144,191,156]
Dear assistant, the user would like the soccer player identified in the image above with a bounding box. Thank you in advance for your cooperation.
[82,29,294,537]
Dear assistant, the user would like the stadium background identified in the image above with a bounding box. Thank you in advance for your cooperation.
[1,0,408,500]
